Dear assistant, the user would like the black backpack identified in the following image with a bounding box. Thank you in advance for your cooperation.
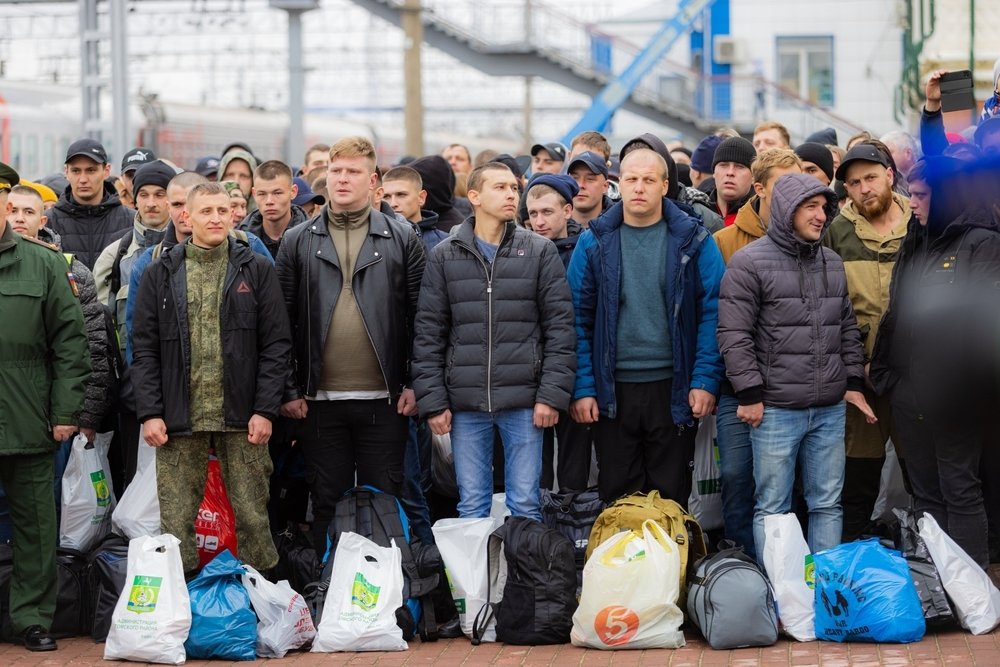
[472,517,577,645]
[539,488,606,590]
[87,533,130,641]
[314,486,454,641]
[272,524,319,596]
[51,547,91,638]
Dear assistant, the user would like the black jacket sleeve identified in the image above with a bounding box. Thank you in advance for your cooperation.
[534,241,577,410]
[74,260,112,429]
[274,230,302,402]
[252,259,294,421]
[411,247,452,417]
[130,264,165,422]
[403,224,427,385]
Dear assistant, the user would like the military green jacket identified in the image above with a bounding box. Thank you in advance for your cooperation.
[0,223,90,454]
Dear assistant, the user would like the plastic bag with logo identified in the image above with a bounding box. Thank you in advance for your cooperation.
[184,549,256,660]
[688,414,722,531]
[432,517,501,641]
[195,457,238,569]
[103,534,192,665]
[241,564,316,658]
[311,532,407,652]
[813,538,925,643]
[60,433,116,552]
[571,520,685,649]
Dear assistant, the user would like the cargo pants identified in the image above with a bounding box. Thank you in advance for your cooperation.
[156,431,277,573]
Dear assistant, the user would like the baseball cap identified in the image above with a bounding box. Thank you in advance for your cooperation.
[121,147,157,174]
[567,151,609,178]
[195,156,221,177]
[292,176,325,207]
[530,142,567,162]
[65,138,108,164]
[835,144,890,182]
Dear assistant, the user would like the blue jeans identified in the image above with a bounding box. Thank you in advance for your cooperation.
[716,394,757,560]
[452,409,542,521]
[751,402,846,555]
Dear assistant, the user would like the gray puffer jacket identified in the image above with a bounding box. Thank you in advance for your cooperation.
[412,219,576,416]
[717,173,865,408]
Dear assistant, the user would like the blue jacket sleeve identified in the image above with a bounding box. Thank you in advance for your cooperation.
[920,107,949,157]
[125,246,153,365]
[245,233,275,264]
[691,233,725,396]
[567,230,598,400]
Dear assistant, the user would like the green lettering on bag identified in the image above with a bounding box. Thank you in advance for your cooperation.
[127,576,163,614]
[804,554,815,589]
[350,572,380,611]
[91,470,111,508]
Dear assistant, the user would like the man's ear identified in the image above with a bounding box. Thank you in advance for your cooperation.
[39,214,48,229]
[886,167,895,187]
[753,181,766,199]
[418,189,427,208]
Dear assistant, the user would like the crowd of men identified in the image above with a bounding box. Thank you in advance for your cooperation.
[1,67,999,652]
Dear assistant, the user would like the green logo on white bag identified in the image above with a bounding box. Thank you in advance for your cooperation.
[804,554,815,589]
[127,576,162,614]
[90,470,111,507]
[351,572,380,611]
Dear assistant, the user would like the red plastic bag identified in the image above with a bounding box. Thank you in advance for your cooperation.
[195,457,238,569]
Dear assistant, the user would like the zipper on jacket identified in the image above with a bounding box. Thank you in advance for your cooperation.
[353,249,392,401]
[455,238,497,413]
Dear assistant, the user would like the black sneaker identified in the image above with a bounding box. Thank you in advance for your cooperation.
[20,626,56,652]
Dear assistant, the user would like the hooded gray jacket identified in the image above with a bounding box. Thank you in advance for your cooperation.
[717,173,865,408]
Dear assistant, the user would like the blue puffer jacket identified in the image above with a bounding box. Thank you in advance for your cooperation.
[567,198,726,425]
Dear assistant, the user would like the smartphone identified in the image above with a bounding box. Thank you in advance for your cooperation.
[939,70,976,112]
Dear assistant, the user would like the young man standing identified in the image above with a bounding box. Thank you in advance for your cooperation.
[567,151,612,228]
[132,182,292,573]
[718,173,875,555]
[413,162,575,520]
[276,137,426,549]
[382,165,447,253]
[240,160,309,259]
[568,148,725,504]
[709,137,756,227]
[524,173,580,268]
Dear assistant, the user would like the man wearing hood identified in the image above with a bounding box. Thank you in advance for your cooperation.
[568,148,725,504]
[46,138,134,270]
[239,160,309,259]
[619,133,724,233]
[825,144,912,542]
[410,155,465,232]
[718,173,875,555]
[871,156,1000,568]
[710,148,801,559]
[219,148,259,213]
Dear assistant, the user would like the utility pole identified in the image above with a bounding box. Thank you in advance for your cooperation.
[401,0,424,157]
[270,0,319,168]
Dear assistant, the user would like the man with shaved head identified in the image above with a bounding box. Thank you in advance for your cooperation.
[567,148,726,503]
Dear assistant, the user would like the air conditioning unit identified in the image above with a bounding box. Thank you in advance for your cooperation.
[714,36,745,65]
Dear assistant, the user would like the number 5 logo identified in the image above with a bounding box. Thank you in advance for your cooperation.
[594,605,639,646]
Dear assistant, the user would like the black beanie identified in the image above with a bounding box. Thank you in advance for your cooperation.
[794,142,835,182]
[132,160,178,195]
[713,137,756,170]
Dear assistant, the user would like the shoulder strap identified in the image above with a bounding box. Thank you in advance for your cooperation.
[471,526,505,645]
[108,227,133,302]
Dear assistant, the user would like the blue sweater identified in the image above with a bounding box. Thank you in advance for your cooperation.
[567,198,725,425]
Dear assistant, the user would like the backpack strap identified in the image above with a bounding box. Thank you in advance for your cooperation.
[471,526,505,645]
[107,227,133,307]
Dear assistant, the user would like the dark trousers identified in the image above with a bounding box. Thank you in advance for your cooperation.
[0,453,57,633]
[541,412,594,491]
[301,399,408,550]
[891,382,989,568]
[841,457,885,542]
[401,418,434,544]
[592,380,696,504]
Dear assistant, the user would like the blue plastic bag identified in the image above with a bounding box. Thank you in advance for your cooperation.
[184,549,257,660]
[813,538,925,643]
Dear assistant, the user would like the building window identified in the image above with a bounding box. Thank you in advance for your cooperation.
[776,36,834,107]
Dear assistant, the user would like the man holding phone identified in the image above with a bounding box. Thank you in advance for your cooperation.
[921,68,1000,157]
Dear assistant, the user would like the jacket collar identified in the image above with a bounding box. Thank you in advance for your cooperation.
[590,197,702,248]
[308,205,395,240]
[837,194,912,244]
[454,217,515,249]
[160,235,253,272]
[733,197,765,238]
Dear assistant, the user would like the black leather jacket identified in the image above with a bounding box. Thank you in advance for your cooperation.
[275,205,426,400]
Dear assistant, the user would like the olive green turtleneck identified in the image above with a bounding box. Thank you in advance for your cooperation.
[319,206,385,392]
[185,238,230,430]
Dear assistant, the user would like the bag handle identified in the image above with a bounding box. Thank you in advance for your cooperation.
[471,528,505,645]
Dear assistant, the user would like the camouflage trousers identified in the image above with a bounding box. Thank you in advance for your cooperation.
[156,431,277,573]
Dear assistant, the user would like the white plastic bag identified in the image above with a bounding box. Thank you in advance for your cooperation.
[688,414,722,531]
[490,493,511,524]
[571,520,685,649]
[241,564,316,658]
[762,513,815,642]
[918,513,1000,635]
[104,534,192,665]
[433,517,499,641]
[311,532,407,652]
[60,433,116,551]
[112,435,161,539]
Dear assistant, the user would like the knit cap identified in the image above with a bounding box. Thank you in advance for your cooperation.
[794,142,835,181]
[690,135,722,173]
[132,160,179,195]
[712,137,756,170]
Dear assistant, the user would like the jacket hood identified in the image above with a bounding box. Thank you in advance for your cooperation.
[410,155,456,215]
[416,209,440,233]
[621,133,680,200]
[925,154,1000,238]
[217,150,258,185]
[37,225,63,248]
[54,181,124,216]
[768,173,838,257]
[241,203,310,237]
[732,197,765,238]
